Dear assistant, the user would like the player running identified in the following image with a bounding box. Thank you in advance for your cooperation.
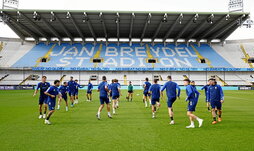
[207,78,224,124]
[115,79,121,108]
[57,82,69,111]
[33,76,50,119]
[44,80,62,125]
[74,79,83,104]
[110,79,121,114]
[96,76,112,120]
[184,79,203,128]
[201,81,211,112]
[86,80,93,102]
[127,81,133,101]
[143,77,151,108]
[68,76,76,107]
[160,76,180,125]
[108,79,114,103]
[148,79,161,118]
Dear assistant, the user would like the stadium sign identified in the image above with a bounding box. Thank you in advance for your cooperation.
[0,85,34,90]
[238,87,252,90]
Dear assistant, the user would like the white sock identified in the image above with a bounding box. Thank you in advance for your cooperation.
[152,112,155,115]
[196,117,201,121]
[57,105,60,108]
[108,112,111,115]
[97,112,100,115]
[191,121,194,126]
[113,108,115,112]
[145,101,147,106]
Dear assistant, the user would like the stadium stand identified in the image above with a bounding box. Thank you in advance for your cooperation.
[0,10,253,87]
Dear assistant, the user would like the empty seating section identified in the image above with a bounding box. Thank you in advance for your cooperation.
[0,70,253,86]
[0,41,254,86]
[9,43,233,69]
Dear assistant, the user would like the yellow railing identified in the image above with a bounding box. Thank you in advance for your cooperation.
[91,44,103,68]
[0,42,4,51]
[34,44,56,67]
[240,44,253,68]
[191,45,213,68]
[60,75,66,83]
[215,75,228,86]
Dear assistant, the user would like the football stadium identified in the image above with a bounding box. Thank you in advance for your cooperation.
[0,0,254,150]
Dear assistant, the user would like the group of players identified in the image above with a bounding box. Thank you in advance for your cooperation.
[33,75,224,128]
[33,76,93,125]
[141,76,224,128]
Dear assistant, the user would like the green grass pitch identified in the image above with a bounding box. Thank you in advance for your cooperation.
[0,90,254,151]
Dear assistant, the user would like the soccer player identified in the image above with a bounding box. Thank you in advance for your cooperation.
[74,79,83,104]
[201,81,211,111]
[108,79,114,103]
[33,76,50,119]
[115,79,121,108]
[96,76,112,120]
[127,81,133,101]
[160,76,180,125]
[86,80,93,102]
[68,76,76,107]
[184,79,203,128]
[191,81,200,100]
[143,77,151,108]
[148,79,161,118]
[57,82,69,111]
[110,79,121,114]
[207,79,224,124]
[44,80,62,125]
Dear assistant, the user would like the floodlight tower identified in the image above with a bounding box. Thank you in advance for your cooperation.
[0,0,19,23]
[2,0,19,9]
[228,0,253,28]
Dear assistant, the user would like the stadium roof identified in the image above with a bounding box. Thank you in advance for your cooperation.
[0,9,250,44]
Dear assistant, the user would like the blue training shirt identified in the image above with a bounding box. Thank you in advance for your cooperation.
[98,81,108,98]
[161,81,181,98]
[149,84,161,99]
[111,83,120,96]
[185,85,198,101]
[45,86,60,102]
[68,80,76,92]
[59,85,68,95]
[144,81,151,92]
[36,82,50,96]
[201,85,209,97]
[207,84,224,102]
[74,82,82,92]
[87,83,93,91]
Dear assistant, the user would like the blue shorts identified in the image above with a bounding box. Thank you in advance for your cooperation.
[48,100,56,111]
[74,90,78,96]
[87,90,92,94]
[143,91,151,97]
[151,98,160,105]
[167,97,176,108]
[39,95,47,105]
[100,96,110,105]
[112,95,119,100]
[210,101,222,110]
[69,90,75,96]
[62,94,67,101]
[188,100,197,112]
